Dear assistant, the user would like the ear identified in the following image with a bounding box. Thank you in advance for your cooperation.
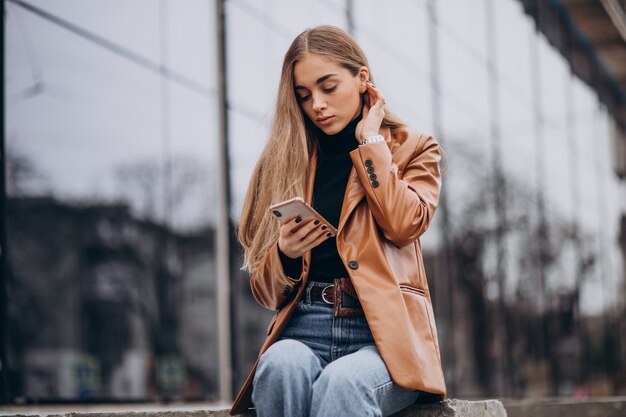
[357,66,369,84]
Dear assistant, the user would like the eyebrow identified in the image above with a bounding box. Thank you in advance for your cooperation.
[294,73,338,90]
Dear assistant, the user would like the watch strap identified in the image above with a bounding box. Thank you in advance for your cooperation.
[359,134,385,146]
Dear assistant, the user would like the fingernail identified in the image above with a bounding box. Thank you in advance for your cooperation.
[295,217,302,223]
[322,225,327,230]
[314,220,320,225]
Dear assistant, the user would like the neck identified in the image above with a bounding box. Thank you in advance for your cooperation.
[311,112,362,155]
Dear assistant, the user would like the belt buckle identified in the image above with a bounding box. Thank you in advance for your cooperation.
[321,284,334,304]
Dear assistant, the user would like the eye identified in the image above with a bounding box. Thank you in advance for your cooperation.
[297,86,337,102]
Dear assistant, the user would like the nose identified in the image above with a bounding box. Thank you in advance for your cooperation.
[312,92,327,112]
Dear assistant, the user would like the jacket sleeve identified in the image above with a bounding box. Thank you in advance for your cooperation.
[249,239,303,311]
[349,133,442,247]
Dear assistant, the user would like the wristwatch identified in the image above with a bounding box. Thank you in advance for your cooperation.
[359,134,385,146]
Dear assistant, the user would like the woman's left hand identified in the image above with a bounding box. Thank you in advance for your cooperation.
[356,81,386,142]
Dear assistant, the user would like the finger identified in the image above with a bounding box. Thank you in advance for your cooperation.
[282,220,314,243]
[366,83,385,106]
[362,103,370,120]
[280,215,299,236]
[294,219,323,241]
[281,215,310,236]
[285,223,323,254]
[366,82,377,95]
[375,90,385,105]
[300,227,329,251]
[301,228,332,251]
[300,219,331,240]
[291,219,318,237]
[377,93,386,107]
[371,94,384,109]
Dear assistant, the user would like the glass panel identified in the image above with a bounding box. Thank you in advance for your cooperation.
[5,0,219,401]
[4,0,624,405]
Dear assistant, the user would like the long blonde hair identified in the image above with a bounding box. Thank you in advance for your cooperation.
[238,24,407,272]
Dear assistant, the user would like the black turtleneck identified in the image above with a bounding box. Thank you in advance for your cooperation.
[278,112,362,283]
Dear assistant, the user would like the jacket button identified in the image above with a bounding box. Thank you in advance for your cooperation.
[367,166,375,174]
[364,159,372,167]
[348,260,359,270]
[372,180,380,188]
[369,173,377,181]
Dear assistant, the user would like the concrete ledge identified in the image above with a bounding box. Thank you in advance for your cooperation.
[0,399,507,417]
[7,397,626,417]
[391,399,507,417]
[503,396,626,417]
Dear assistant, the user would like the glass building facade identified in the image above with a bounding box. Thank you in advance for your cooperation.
[4,0,625,402]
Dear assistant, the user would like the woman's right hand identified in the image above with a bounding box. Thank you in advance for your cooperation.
[278,215,332,259]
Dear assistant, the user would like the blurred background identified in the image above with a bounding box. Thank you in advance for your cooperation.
[2,0,626,406]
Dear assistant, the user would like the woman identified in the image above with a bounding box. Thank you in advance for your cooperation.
[230,24,446,416]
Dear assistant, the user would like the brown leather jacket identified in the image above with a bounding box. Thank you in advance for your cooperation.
[230,125,446,415]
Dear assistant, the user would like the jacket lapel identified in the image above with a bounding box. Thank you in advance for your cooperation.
[337,126,394,236]
[305,151,317,204]
[337,167,365,235]
[303,151,318,272]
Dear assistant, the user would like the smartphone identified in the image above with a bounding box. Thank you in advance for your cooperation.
[269,197,338,236]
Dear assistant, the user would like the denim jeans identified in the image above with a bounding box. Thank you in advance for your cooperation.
[251,280,420,417]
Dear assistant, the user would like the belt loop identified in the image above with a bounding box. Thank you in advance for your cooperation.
[305,281,313,304]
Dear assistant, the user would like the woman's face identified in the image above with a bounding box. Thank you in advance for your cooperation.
[293,53,368,135]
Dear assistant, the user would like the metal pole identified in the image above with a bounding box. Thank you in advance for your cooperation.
[529,0,552,395]
[215,0,233,403]
[593,105,609,301]
[529,0,547,316]
[159,0,171,228]
[157,1,175,371]
[594,103,614,389]
[427,0,456,395]
[0,0,8,403]
[485,0,511,397]
[346,0,354,36]
[564,37,585,394]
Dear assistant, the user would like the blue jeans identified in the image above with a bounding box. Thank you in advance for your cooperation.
[252,280,420,417]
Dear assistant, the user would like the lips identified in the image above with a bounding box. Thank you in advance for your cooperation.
[317,116,334,125]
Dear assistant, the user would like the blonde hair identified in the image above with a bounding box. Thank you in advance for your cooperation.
[237,24,407,272]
